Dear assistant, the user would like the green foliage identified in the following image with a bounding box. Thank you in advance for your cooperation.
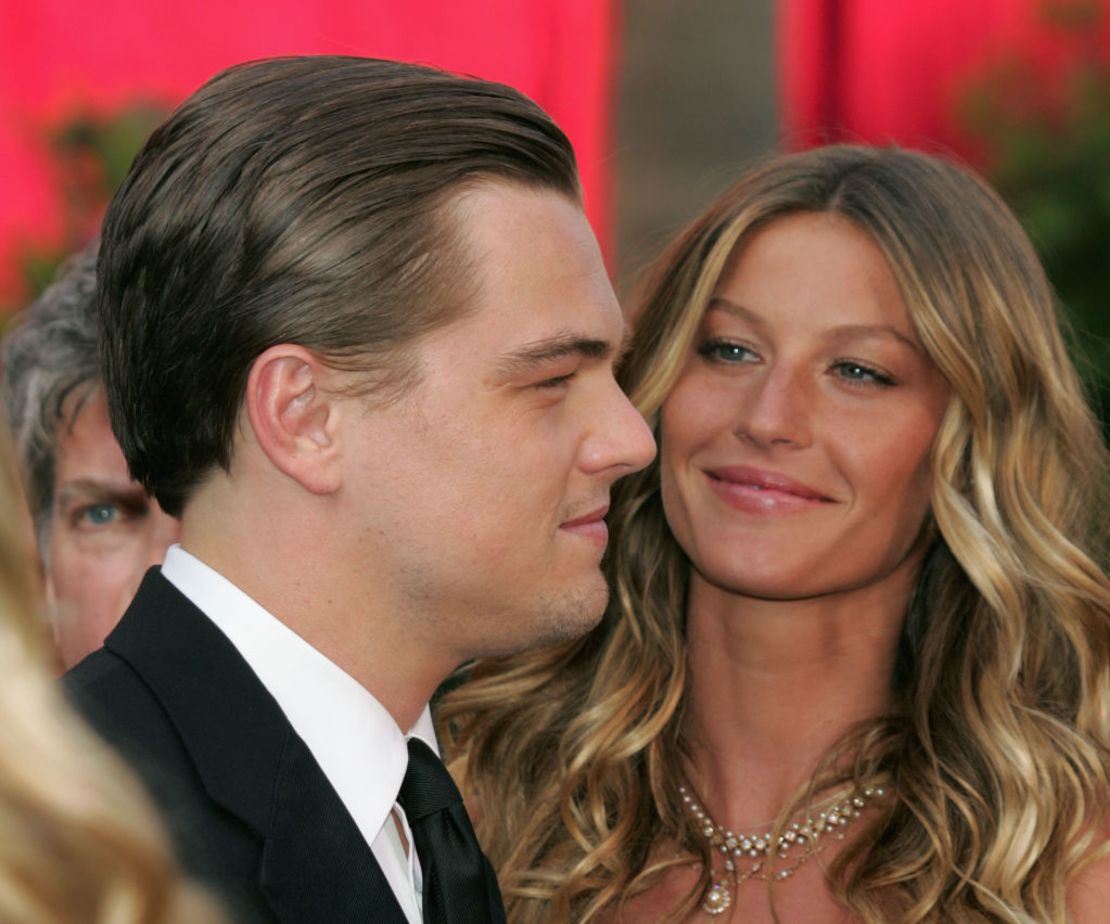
[52,103,167,196]
[3,102,166,314]
[959,0,1110,431]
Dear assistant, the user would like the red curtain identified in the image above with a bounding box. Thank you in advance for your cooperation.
[0,0,616,301]
[778,0,1110,154]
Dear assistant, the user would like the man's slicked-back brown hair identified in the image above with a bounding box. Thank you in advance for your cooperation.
[98,55,581,517]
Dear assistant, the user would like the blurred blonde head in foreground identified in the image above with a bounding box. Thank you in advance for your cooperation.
[0,433,218,923]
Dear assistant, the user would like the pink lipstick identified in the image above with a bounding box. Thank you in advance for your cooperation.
[705,465,834,514]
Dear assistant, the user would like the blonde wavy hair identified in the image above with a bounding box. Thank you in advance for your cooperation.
[440,145,1110,923]
[0,434,219,922]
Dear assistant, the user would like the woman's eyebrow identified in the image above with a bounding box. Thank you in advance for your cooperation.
[707,298,920,352]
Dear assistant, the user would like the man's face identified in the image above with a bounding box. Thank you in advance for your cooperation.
[337,182,656,664]
[47,386,180,668]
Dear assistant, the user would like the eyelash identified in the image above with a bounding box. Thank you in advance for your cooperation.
[697,338,757,364]
[75,503,119,526]
[68,502,125,532]
[697,338,897,387]
[68,498,150,530]
[534,372,575,390]
[830,361,896,387]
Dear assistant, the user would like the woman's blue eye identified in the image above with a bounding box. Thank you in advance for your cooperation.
[81,503,119,527]
[832,361,895,386]
[697,339,756,364]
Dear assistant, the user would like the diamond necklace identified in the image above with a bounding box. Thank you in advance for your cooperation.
[678,782,886,916]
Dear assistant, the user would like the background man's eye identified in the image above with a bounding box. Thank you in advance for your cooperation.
[81,504,119,526]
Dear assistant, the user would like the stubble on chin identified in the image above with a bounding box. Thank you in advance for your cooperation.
[476,574,611,659]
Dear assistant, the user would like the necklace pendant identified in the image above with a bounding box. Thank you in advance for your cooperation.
[702,878,732,915]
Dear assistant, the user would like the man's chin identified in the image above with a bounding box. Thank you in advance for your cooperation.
[480,578,609,658]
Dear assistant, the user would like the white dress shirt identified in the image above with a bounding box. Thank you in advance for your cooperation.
[161,544,431,924]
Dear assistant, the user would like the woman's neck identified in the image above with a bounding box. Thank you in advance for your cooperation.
[682,559,918,830]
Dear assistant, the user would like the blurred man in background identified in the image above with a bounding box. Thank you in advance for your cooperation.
[1,242,179,669]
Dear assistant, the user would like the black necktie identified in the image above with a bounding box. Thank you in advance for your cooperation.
[397,738,506,923]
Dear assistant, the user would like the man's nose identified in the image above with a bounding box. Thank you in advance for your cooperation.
[580,383,657,478]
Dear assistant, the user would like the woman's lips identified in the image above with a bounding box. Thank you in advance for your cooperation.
[705,465,834,514]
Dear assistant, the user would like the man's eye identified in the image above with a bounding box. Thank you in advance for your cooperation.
[77,503,120,528]
[534,373,575,390]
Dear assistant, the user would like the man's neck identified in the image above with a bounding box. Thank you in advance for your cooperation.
[179,495,451,733]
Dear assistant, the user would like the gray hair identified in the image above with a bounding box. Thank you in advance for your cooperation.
[1,242,101,549]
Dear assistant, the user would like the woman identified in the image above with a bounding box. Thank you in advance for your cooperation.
[0,434,218,922]
[440,145,1110,922]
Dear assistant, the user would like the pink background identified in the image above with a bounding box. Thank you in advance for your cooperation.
[780,0,1110,156]
[0,0,616,301]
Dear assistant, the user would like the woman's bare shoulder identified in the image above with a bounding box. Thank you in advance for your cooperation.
[1069,815,1110,923]
[585,840,702,924]
[596,868,699,924]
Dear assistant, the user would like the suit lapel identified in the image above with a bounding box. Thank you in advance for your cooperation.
[106,570,408,923]
[260,732,407,922]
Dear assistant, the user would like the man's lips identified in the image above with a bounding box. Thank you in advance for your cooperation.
[705,465,834,513]
[559,504,611,547]
[560,504,610,529]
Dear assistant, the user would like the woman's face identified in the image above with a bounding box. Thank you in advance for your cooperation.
[660,212,950,601]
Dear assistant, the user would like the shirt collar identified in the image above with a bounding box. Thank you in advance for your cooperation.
[160,544,437,850]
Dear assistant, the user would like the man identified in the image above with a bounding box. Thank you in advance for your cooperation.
[66,56,655,923]
[2,244,180,668]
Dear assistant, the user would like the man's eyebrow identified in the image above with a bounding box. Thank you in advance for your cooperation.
[56,479,146,504]
[495,332,615,378]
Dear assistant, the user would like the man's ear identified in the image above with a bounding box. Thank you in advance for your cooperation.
[245,345,344,495]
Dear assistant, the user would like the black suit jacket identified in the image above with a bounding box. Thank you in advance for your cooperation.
[66,568,460,923]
